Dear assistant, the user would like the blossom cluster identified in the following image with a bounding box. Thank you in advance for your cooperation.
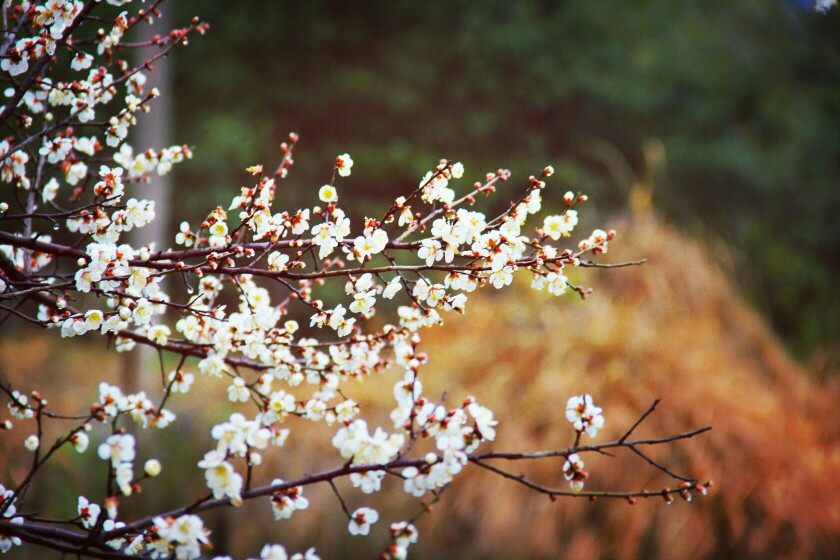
[0,1,646,558]
[566,394,606,438]
[0,485,23,554]
[149,514,210,560]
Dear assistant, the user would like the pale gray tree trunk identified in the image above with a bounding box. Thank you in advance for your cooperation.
[122,10,173,394]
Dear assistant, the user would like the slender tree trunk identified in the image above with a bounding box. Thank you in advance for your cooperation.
[122,9,173,394]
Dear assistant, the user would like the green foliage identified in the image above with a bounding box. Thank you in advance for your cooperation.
[169,0,840,360]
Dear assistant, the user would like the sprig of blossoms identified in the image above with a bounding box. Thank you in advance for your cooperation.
[269,479,310,520]
[348,507,379,536]
[563,453,588,492]
[566,394,605,438]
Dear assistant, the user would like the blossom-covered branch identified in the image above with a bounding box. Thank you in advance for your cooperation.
[0,1,710,559]
[1,392,709,558]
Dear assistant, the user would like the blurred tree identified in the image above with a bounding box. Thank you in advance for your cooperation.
[169,0,840,364]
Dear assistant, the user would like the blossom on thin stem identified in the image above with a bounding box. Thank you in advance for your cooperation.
[563,453,588,492]
[348,507,379,536]
[566,394,605,437]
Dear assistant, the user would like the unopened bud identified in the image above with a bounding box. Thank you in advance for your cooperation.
[105,496,118,519]
[564,191,575,206]
[144,459,162,477]
[24,435,39,451]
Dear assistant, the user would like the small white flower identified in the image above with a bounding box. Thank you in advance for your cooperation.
[42,178,59,202]
[115,462,133,495]
[542,212,578,240]
[348,507,379,536]
[97,433,135,467]
[24,435,39,451]
[227,377,250,402]
[168,370,194,394]
[77,496,101,529]
[335,153,353,177]
[467,402,497,441]
[565,394,605,438]
[269,479,309,520]
[197,451,243,502]
[318,184,338,202]
[71,52,93,71]
[383,277,402,299]
[268,252,290,272]
[70,431,90,453]
[350,470,385,494]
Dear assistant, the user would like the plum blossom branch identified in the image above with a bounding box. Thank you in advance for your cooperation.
[0,399,709,555]
[0,1,710,559]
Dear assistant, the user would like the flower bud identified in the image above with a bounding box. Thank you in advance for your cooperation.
[564,191,575,206]
[24,435,39,451]
[105,496,118,519]
[144,459,162,477]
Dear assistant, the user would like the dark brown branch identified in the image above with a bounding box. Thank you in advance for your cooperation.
[472,426,712,462]
[619,398,660,443]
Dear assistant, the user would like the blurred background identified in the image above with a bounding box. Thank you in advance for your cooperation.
[2,0,839,558]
